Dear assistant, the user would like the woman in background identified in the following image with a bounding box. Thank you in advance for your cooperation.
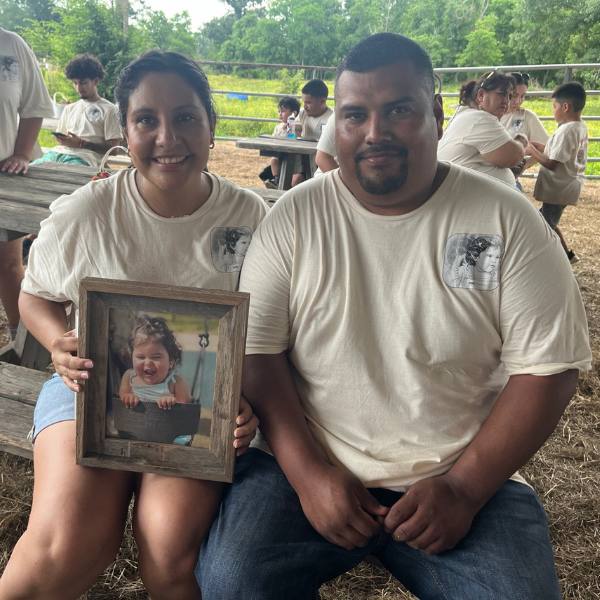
[438,71,526,188]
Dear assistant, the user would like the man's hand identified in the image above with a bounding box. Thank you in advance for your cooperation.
[296,464,388,550]
[0,154,30,174]
[50,329,93,392]
[57,132,85,149]
[384,473,481,555]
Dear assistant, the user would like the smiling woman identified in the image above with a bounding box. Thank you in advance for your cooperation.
[438,71,526,188]
[0,51,267,600]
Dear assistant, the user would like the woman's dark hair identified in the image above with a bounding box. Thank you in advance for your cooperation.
[114,50,217,130]
[459,71,516,107]
[65,54,105,81]
[128,315,182,366]
[224,228,250,254]
[278,96,301,114]
[509,72,530,87]
[464,237,493,266]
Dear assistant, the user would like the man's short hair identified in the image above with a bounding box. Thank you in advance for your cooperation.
[65,54,105,81]
[278,96,301,114]
[553,82,586,113]
[336,33,435,95]
[301,79,328,99]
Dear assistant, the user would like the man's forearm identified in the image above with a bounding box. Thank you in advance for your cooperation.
[446,370,578,509]
[13,117,43,159]
[243,353,330,490]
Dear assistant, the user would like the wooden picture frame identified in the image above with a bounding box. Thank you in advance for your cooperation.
[75,277,249,482]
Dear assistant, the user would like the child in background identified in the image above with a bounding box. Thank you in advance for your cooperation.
[258,96,301,189]
[527,82,588,263]
[119,315,191,410]
[291,79,333,187]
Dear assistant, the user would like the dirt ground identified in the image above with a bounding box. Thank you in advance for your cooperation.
[0,142,598,598]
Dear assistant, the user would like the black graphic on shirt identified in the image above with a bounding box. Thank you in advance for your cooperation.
[210,227,252,273]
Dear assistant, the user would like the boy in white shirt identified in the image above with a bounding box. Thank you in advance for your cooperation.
[291,78,332,186]
[35,53,122,167]
[527,82,587,263]
[258,96,300,189]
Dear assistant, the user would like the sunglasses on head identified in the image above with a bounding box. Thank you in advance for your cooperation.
[512,71,530,85]
[479,70,498,88]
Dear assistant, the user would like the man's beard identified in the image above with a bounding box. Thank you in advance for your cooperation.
[354,145,408,195]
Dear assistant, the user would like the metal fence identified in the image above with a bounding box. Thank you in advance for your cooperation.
[202,61,600,178]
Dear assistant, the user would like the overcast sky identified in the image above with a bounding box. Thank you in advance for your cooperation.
[142,0,229,29]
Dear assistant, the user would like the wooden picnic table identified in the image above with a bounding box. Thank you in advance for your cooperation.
[0,164,284,243]
[236,135,318,190]
[0,163,97,241]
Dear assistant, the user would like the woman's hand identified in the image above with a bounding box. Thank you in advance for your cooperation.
[234,396,259,456]
[50,330,93,392]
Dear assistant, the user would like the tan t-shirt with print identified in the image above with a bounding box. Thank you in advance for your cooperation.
[23,170,268,306]
[240,164,591,490]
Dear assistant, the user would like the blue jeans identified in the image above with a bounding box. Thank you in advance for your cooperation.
[197,449,560,600]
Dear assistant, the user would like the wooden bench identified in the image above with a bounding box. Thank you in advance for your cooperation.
[0,362,49,459]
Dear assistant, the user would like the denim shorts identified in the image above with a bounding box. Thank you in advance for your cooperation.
[32,373,76,441]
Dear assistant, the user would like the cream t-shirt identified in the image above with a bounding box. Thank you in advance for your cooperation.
[438,108,516,187]
[0,28,53,161]
[297,106,333,141]
[534,121,588,206]
[501,108,548,145]
[314,111,336,177]
[55,97,121,167]
[23,170,268,305]
[240,164,591,489]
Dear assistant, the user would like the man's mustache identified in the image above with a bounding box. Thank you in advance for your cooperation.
[355,145,408,161]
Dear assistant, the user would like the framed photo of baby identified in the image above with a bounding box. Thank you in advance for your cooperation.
[75,277,249,482]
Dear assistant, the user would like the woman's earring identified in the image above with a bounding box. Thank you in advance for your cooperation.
[209,140,215,149]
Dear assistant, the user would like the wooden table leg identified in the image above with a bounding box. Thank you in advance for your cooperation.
[279,154,294,190]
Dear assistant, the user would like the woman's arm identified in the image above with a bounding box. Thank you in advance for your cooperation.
[480,139,525,168]
[18,291,93,391]
[315,150,338,172]
[0,117,43,174]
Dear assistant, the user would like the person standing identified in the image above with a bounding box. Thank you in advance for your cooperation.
[527,82,588,263]
[0,27,53,338]
[198,33,591,599]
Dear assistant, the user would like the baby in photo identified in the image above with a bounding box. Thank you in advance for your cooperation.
[119,315,191,410]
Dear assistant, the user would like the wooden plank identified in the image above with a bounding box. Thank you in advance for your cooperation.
[0,362,50,406]
[236,137,317,155]
[0,395,34,459]
[247,187,285,204]
[0,175,85,205]
[0,199,50,234]
[24,164,96,185]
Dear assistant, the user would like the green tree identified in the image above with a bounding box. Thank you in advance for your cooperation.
[132,9,196,55]
[21,0,130,97]
[0,0,57,32]
[457,15,504,66]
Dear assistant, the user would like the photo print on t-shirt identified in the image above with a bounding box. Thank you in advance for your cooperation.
[0,56,19,81]
[210,226,253,273]
[443,233,504,291]
[86,104,103,123]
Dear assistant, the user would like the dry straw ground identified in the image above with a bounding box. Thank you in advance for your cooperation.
[0,143,598,599]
